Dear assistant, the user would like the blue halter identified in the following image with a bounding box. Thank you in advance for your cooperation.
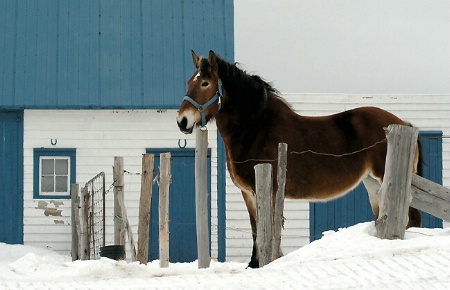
[183,79,223,128]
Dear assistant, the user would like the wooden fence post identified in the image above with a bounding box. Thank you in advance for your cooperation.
[196,128,211,269]
[375,124,418,239]
[80,187,90,260]
[159,153,171,268]
[113,157,125,246]
[137,154,154,265]
[71,184,80,261]
[117,188,137,261]
[272,143,287,261]
[255,163,273,267]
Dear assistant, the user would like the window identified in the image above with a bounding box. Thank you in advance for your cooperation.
[34,148,76,199]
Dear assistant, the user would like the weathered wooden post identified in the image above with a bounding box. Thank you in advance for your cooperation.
[71,183,80,261]
[80,187,90,260]
[137,154,154,265]
[113,157,125,246]
[254,163,273,267]
[375,124,419,239]
[117,188,137,261]
[196,128,211,269]
[272,143,287,261]
[159,152,171,268]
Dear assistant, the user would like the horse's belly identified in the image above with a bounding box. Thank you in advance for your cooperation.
[284,167,370,202]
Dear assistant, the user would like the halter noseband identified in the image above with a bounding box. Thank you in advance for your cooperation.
[183,79,223,128]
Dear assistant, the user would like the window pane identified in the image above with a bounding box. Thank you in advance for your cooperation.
[41,176,54,192]
[55,159,68,175]
[55,176,68,192]
[42,159,54,175]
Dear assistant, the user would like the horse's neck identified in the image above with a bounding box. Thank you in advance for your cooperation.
[214,90,240,144]
[215,59,272,149]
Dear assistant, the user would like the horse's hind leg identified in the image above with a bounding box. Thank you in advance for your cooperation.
[407,207,421,228]
[363,175,421,228]
[241,190,259,268]
[362,175,381,220]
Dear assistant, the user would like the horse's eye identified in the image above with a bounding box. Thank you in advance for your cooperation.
[201,81,209,87]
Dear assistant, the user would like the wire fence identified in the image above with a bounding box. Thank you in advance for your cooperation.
[83,171,106,260]
[75,133,445,258]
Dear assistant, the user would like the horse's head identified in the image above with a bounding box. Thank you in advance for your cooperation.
[177,50,222,134]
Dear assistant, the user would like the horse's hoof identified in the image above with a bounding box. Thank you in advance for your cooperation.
[246,260,259,269]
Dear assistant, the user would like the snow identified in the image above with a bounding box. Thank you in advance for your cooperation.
[1,222,450,289]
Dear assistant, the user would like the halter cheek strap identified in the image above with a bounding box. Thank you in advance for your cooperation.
[183,79,223,128]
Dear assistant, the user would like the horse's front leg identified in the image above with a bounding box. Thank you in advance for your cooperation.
[241,190,259,268]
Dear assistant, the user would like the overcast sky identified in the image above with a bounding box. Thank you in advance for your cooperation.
[235,0,450,94]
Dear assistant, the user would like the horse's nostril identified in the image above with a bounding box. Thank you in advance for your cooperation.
[177,116,188,130]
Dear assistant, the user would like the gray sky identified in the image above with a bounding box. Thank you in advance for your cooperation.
[235,0,450,94]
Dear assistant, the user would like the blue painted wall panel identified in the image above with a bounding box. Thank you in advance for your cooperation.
[0,111,24,244]
[0,0,234,109]
[0,0,15,105]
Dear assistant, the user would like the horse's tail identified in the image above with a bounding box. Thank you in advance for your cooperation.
[417,137,424,177]
[406,121,423,228]
[407,122,424,176]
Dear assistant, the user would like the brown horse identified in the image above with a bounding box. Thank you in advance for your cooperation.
[177,50,421,268]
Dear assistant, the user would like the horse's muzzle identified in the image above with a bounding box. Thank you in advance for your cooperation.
[177,116,194,134]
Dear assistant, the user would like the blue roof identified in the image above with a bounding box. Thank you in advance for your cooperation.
[0,0,234,109]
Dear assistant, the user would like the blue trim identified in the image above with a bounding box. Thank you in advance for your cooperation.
[146,147,211,157]
[0,111,24,244]
[0,104,183,110]
[17,112,24,243]
[217,135,227,262]
[33,148,76,199]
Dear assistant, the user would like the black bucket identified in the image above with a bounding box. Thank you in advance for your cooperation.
[100,245,125,261]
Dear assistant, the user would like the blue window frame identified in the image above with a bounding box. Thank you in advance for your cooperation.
[33,148,76,199]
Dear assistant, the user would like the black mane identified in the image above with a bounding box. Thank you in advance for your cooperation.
[199,55,279,116]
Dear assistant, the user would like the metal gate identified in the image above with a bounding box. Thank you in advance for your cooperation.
[83,171,106,259]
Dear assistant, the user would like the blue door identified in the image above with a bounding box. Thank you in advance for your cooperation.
[0,111,23,244]
[310,131,443,242]
[418,131,443,228]
[146,148,211,262]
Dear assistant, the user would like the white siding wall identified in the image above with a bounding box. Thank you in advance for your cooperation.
[23,110,219,259]
[224,94,450,262]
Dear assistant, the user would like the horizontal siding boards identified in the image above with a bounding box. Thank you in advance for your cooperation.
[1,0,234,109]
[22,109,219,258]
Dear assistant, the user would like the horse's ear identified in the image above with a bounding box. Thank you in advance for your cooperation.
[191,50,200,69]
[208,50,218,73]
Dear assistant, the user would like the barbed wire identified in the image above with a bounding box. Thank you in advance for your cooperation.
[290,138,387,158]
[230,134,450,165]
[230,137,388,164]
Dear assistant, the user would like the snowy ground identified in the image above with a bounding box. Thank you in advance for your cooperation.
[1,222,450,289]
